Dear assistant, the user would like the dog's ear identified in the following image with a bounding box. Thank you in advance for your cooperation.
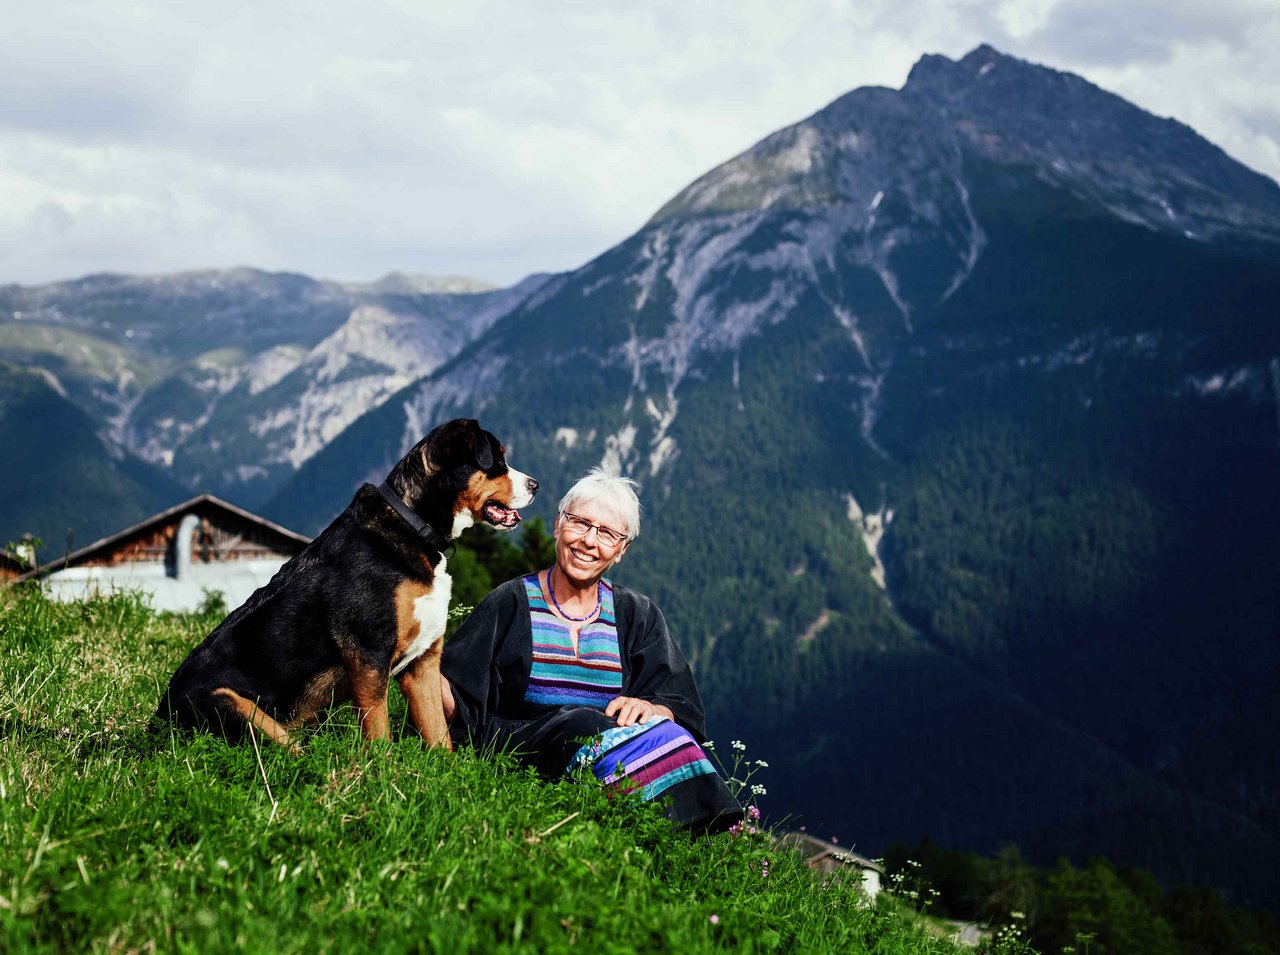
[453,419,496,471]
[418,446,439,478]
[472,434,494,471]
[425,418,501,474]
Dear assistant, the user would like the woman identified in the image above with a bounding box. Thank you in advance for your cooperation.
[440,466,741,833]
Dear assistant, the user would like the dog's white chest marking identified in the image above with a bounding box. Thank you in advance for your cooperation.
[392,558,451,677]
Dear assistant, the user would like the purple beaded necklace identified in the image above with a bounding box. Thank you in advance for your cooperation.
[547,565,601,622]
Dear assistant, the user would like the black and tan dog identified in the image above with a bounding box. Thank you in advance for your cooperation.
[156,418,537,751]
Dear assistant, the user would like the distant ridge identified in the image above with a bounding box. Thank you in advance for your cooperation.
[340,272,498,296]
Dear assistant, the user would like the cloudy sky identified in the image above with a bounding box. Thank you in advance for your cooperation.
[2,0,1277,288]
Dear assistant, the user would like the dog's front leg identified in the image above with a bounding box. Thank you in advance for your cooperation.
[396,642,452,750]
[347,662,391,741]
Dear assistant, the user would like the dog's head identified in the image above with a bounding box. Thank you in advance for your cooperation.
[390,419,538,539]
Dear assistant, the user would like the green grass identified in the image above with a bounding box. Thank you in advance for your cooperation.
[0,322,168,390]
[0,586,966,953]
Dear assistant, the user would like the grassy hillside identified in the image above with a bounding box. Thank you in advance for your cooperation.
[0,584,963,953]
[0,321,167,399]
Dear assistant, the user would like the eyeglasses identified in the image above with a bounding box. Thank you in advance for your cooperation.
[561,512,628,548]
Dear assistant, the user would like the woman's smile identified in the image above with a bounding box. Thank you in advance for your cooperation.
[562,541,605,576]
[555,501,628,586]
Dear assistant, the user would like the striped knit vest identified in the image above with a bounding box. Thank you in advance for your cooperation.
[523,573,622,709]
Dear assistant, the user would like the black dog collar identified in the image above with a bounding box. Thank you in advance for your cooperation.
[376,482,451,558]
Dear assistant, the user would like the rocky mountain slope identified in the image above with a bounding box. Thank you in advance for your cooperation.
[267,46,1280,907]
[0,268,550,515]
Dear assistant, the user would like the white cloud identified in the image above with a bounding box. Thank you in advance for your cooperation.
[0,0,1276,287]
[991,0,1064,41]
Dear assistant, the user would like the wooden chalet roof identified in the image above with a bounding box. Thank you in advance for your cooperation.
[777,832,883,873]
[21,494,312,579]
[1,549,31,581]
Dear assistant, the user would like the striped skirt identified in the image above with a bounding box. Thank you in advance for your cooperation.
[482,707,741,832]
[567,716,714,797]
[565,715,741,831]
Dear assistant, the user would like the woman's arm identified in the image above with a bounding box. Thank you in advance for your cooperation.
[614,586,708,739]
[440,675,457,724]
[440,579,523,741]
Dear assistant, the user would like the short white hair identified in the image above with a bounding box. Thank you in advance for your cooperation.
[558,465,642,541]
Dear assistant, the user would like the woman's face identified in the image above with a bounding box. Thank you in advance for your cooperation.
[554,498,630,586]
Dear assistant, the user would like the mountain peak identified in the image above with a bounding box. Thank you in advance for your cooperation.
[905,43,1009,88]
[346,272,497,296]
[904,43,1183,143]
[902,45,1280,239]
[649,43,1280,248]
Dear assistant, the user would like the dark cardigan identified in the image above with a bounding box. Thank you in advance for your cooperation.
[442,575,708,749]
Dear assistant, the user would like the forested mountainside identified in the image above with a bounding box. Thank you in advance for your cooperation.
[267,46,1280,908]
[0,361,183,549]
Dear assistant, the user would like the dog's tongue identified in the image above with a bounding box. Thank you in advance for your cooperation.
[485,502,522,527]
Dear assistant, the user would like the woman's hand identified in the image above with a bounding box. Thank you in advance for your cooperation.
[440,674,456,724]
[605,696,675,727]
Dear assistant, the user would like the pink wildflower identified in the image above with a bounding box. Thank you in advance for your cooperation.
[709,914,720,925]
[747,805,761,822]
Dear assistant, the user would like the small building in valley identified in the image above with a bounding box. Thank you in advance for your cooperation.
[20,495,310,613]
[1,547,32,582]
[777,831,884,900]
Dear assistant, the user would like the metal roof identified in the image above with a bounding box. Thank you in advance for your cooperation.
[19,493,311,580]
